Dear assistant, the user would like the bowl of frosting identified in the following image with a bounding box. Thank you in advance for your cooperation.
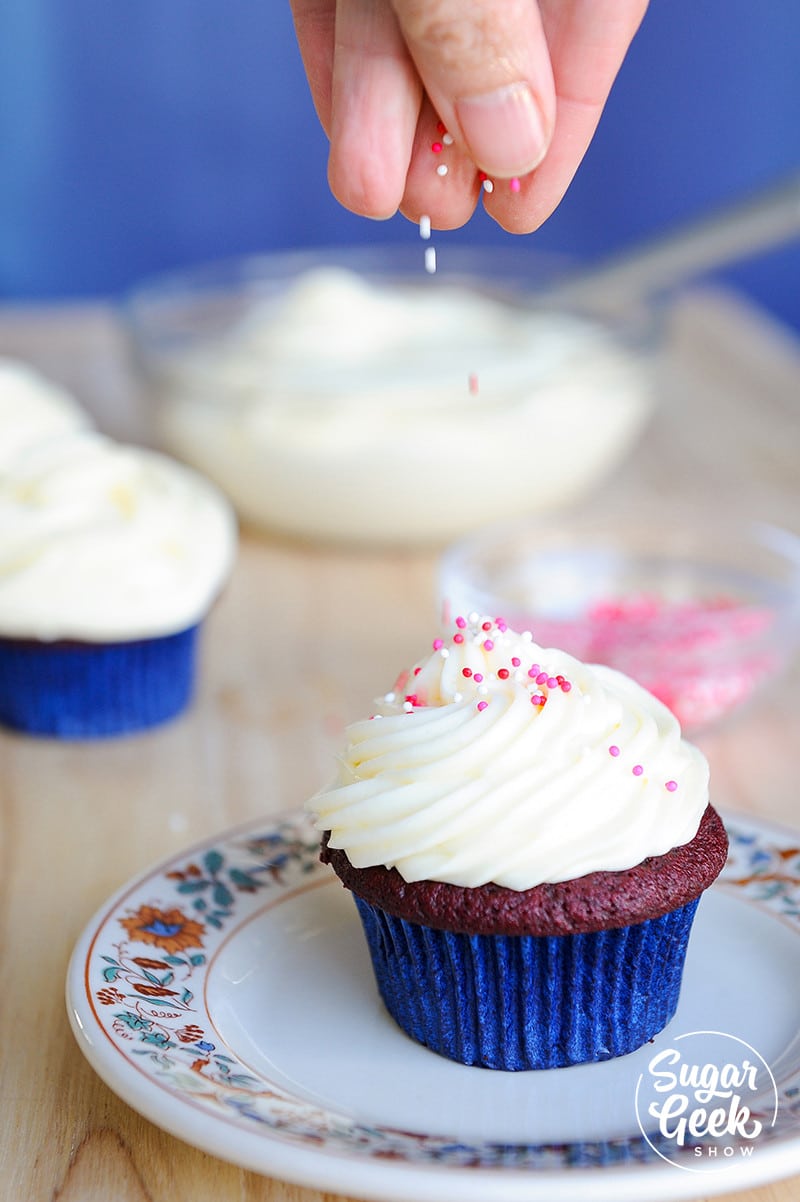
[126,246,658,547]
[439,511,800,734]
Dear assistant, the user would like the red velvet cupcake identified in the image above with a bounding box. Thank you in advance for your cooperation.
[309,615,727,1070]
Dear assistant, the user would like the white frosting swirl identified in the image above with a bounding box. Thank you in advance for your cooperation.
[0,430,237,641]
[309,617,710,888]
[0,358,91,472]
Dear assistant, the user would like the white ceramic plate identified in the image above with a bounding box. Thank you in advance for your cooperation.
[67,810,800,1202]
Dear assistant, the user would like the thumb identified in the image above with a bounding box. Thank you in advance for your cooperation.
[389,0,556,178]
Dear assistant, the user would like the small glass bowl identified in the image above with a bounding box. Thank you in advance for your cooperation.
[439,513,800,733]
[125,246,659,548]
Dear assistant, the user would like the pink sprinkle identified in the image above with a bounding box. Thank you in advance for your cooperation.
[477,700,488,712]
[496,619,508,632]
[511,657,521,668]
[469,373,480,396]
[531,694,546,707]
[455,616,467,629]
[497,668,510,680]
[632,764,644,776]
[432,638,443,651]
[609,745,620,757]
[482,621,493,631]
[454,632,464,644]
[561,681,572,693]
[546,677,558,689]
[510,177,521,193]
[536,672,548,686]
[432,141,443,153]
[483,639,494,651]
[666,780,678,792]
[473,673,484,683]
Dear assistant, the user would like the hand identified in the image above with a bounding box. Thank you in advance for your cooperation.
[290,0,649,234]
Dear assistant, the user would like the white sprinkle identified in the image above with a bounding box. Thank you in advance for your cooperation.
[453,691,463,703]
[168,812,189,834]
[419,214,431,240]
[436,163,448,177]
[384,692,396,703]
[440,647,450,658]
[372,713,383,720]
[443,132,454,146]
[403,701,414,712]
[478,684,489,696]
[468,612,480,624]
[483,179,494,194]
[424,246,437,274]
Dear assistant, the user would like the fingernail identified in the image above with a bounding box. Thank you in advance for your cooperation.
[456,82,548,177]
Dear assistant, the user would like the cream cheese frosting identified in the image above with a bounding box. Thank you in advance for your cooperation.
[0,429,237,641]
[0,358,91,472]
[153,267,654,545]
[309,615,710,889]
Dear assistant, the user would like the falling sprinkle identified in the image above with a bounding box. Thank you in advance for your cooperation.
[436,164,448,177]
[431,141,443,154]
[468,372,479,396]
[443,132,454,146]
[510,177,521,193]
[424,246,437,274]
[483,179,494,194]
[419,214,431,240]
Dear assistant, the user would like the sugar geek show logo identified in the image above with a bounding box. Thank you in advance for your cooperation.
[635,1030,779,1173]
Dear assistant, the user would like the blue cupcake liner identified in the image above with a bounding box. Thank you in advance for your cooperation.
[354,895,700,1071]
[0,625,199,738]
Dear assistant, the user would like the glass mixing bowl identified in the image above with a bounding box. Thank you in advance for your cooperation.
[125,246,659,548]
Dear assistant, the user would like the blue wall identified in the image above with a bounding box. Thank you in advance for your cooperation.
[0,0,798,328]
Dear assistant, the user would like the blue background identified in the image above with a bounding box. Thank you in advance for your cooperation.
[0,0,798,328]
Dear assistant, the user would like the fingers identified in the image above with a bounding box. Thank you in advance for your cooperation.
[400,97,482,229]
[292,0,649,235]
[326,0,423,219]
[289,0,337,132]
[485,0,650,232]
[390,0,556,180]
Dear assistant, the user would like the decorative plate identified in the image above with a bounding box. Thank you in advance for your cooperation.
[67,810,800,1202]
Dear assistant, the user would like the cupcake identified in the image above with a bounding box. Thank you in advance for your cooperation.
[308,615,727,1071]
[0,429,236,738]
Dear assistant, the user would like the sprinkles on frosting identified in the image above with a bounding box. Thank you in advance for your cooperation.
[387,615,681,793]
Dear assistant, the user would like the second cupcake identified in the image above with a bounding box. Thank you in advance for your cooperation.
[0,429,236,738]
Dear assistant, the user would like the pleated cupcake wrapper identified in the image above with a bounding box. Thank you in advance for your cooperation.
[0,625,199,738]
[354,895,700,1071]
